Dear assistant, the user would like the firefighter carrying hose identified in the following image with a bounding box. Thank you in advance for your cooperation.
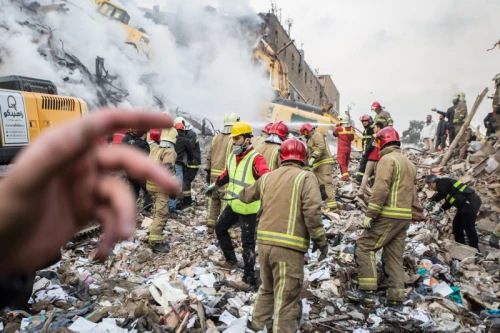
[355,115,374,183]
[146,128,178,253]
[300,123,338,213]
[425,175,481,251]
[253,122,273,148]
[205,122,270,290]
[239,137,327,333]
[205,112,239,233]
[346,127,416,305]
[255,121,289,171]
[333,114,355,181]
[371,101,394,127]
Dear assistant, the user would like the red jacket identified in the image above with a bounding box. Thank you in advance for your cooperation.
[112,129,127,145]
[217,146,270,186]
[333,125,355,150]
[367,141,381,161]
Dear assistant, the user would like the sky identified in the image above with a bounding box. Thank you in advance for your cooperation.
[117,0,500,133]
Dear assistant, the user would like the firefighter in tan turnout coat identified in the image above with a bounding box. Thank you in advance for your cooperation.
[205,112,239,232]
[346,127,416,305]
[238,137,328,333]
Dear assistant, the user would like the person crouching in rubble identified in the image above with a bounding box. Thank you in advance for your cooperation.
[146,128,178,253]
[346,127,416,306]
[238,137,327,333]
[425,175,481,251]
[205,122,270,290]
[357,122,384,197]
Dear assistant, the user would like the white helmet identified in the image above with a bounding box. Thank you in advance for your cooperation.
[339,113,350,125]
[160,128,177,144]
[224,112,240,126]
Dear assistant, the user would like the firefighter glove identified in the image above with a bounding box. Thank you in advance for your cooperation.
[205,183,217,196]
[318,243,329,262]
[307,158,315,169]
[205,169,211,184]
[424,201,436,211]
[363,216,373,230]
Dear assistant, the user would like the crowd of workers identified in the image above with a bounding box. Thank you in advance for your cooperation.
[0,97,497,332]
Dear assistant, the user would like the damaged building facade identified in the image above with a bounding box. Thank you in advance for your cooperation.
[259,13,341,111]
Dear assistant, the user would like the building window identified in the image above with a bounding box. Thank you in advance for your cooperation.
[275,30,278,44]
[305,72,307,83]
[291,54,295,71]
[283,43,286,57]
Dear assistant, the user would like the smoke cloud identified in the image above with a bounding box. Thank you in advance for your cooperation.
[0,0,271,128]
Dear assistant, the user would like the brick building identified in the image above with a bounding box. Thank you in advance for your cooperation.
[259,13,340,113]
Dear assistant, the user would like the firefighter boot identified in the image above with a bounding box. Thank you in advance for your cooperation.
[150,242,170,253]
[212,260,238,270]
[345,290,376,304]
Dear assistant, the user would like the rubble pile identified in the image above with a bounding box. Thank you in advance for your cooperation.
[0,139,499,333]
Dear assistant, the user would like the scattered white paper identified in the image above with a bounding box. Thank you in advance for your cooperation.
[433,282,453,297]
[199,273,216,288]
[148,275,186,312]
[69,317,98,332]
[308,266,330,282]
[219,310,238,325]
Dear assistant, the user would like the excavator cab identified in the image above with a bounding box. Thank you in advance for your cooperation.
[97,2,130,25]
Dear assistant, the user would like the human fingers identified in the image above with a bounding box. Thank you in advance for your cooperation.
[93,177,136,260]
[8,110,172,196]
[95,146,180,196]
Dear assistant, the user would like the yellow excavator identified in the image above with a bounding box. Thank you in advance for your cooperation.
[253,39,362,150]
[0,76,88,164]
[93,0,151,54]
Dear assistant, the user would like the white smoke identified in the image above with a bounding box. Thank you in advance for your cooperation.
[0,0,271,128]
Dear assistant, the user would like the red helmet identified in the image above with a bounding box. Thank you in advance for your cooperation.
[280,138,306,164]
[269,121,289,140]
[360,115,373,122]
[263,123,274,134]
[371,101,382,111]
[174,123,185,130]
[375,127,400,149]
[149,129,161,142]
[299,123,314,136]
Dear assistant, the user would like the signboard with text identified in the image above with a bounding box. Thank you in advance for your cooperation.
[0,90,29,146]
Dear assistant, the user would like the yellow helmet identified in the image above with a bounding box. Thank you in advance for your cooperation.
[230,121,253,137]
[224,112,240,126]
[160,128,177,143]
[456,92,465,100]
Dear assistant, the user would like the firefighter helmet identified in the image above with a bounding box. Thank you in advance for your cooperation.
[280,137,307,164]
[174,117,186,130]
[360,115,373,122]
[457,92,466,100]
[224,112,240,126]
[269,121,289,141]
[263,123,274,134]
[375,127,400,149]
[299,123,314,136]
[231,121,253,137]
[160,128,177,144]
[339,114,350,125]
[149,129,161,142]
[371,101,382,111]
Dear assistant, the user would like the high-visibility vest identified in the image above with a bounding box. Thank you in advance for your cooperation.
[445,180,470,206]
[227,150,261,215]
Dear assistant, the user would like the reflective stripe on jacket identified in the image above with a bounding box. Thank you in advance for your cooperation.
[227,150,261,215]
[362,126,375,152]
[238,163,326,253]
[146,145,177,193]
[374,110,394,127]
[453,101,468,124]
[207,133,232,178]
[366,146,416,220]
[255,142,281,171]
[430,178,475,210]
[307,131,334,170]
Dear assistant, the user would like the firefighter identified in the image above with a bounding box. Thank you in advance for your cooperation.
[484,110,497,138]
[238,138,327,333]
[357,122,384,197]
[355,115,374,183]
[148,129,161,149]
[146,128,178,253]
[205,112,239,232]
[492,74,500,140]
[255,121,289,170]
[425,175,481,251]
[171,117,194,217]
[205,122,270,290]
[182,122,202,207]
[432,98,459,144]
[300,123,338,213]
[333,114,355,181]
[346,127,416,305]
[454,92,468,148]
[371,101,394,127]
[122,129,150,200]
[253,123,273,148]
